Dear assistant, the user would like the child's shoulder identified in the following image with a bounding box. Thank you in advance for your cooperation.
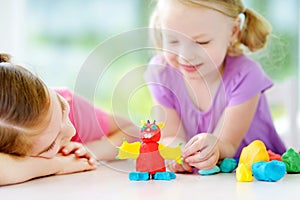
[224,54,271,88]
[227,54,260,69]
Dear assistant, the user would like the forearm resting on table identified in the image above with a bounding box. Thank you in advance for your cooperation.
[0,153,61,186]
[85,124,139,161]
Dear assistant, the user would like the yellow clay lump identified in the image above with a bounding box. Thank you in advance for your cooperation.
[236,140,269,182]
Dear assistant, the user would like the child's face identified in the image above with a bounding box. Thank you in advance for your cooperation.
[30,89,76,158]
[159,1,238,79]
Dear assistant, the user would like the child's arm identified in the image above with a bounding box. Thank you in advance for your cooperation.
[84,114,139,161]
[215,93,261,158]
[151,102,193,173]
[183,93,261,170]
[0,152,95,186]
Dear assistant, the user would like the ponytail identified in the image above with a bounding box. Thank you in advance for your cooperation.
[239,8,272,52]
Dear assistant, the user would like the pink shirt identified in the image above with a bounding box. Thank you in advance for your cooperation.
[54,88,109,144]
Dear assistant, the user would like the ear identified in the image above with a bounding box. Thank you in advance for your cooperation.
[230,17,241,43]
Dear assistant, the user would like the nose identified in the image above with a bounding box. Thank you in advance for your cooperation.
[66,120,76,138]
[178,42,202,65]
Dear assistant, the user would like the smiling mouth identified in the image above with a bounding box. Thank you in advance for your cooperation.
[180,63,203,72]
[143,133,153,139]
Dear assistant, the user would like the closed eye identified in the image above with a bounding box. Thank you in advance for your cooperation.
[45,141,56,152]
[167,40,179,45]
[196,40,210,45]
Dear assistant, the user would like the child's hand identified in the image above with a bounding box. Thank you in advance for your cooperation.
[53,153,96,175]
[165,160,193,173]
[60,142,96,166]
[183,133,220,170]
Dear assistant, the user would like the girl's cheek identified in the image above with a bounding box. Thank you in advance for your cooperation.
[39,145,60,158]
[61,122,76,145]
[163,52,178,68]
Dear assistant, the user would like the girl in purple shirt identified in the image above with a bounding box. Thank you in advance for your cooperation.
[145,0,286,173]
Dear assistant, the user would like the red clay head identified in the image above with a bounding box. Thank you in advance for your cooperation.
[140,120,164,143]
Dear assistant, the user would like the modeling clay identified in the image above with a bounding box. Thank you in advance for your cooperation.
[252,160,286,182]
[219,158,237,173]
[236,163,253,182]
[238,140,269,169]
[268,150,282,161]
[117,120,182,181]
[198,165,220,175]
[236,140,269,182]
[282,148,300,173]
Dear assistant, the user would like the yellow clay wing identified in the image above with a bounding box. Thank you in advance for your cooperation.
[116,139,140,160]
[158,143,183,164]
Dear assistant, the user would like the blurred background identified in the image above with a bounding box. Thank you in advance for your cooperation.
[0,0,299,149]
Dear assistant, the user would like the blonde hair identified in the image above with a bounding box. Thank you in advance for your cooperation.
[0,54,50,156]
[149,0,272,56]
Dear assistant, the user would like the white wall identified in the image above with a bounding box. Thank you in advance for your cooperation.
[0,0,26,59]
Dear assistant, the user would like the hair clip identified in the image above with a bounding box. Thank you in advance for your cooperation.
[238,12,246,30]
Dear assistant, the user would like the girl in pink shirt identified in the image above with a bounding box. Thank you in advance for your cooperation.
[0,54,137,185]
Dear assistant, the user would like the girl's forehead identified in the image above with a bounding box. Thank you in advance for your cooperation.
[159,0,231,21]
[158,0,227,13]
[160,4,231,38]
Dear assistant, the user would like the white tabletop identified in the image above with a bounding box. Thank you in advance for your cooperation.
[1,160,299,200]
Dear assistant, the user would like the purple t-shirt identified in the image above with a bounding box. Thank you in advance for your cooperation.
[145,54,286,157]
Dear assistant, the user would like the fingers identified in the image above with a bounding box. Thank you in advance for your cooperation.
[181,162,193,173]
[183,134,207,158]
[166,160,193,173]
[74,148,97,167]
[55,154,97,175]
[74,146,89,157]
[61,142,82,155]
[72,157,97,171]
[184,140,206,158]
[60,142,96,167]
[78,158,97,170]
[185,144,214,162]
[184,135,197,148]
[183,134,220,170]
[185,151,219,170]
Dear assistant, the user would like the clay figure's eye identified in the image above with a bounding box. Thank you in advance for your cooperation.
[141,125,146,131]
[151,125,157,130]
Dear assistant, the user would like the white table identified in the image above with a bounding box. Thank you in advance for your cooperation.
[0,160,299,200]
